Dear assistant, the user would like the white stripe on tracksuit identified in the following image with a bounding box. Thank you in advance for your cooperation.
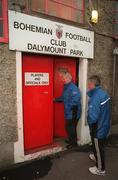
[94,138,102,170]
[93,97,110,170]
[100,98,110,105]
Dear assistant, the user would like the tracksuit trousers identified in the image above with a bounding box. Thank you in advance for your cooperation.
[91,136,106,171]
[65,119,78,145]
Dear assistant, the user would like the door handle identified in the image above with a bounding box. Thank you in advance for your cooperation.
[41,91,48,94]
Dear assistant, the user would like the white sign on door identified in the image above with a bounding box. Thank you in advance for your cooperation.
[9,10,94,59]
[25,73,49,86]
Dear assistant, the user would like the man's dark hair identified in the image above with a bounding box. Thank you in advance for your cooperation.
[89,75,101,86]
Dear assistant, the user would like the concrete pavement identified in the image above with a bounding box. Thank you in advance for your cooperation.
[0,136,118,180]
[41,147,118,180]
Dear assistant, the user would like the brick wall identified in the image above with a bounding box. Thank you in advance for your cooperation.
[0,0,26,168]
[0,44,17,168]
[85,0,117,124]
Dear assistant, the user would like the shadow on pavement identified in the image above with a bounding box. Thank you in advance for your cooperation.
[0,134,118,180]
[0,157,52,180]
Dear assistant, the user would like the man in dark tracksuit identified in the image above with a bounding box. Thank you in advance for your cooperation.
[55,70,81,148]
[87,75,111,176]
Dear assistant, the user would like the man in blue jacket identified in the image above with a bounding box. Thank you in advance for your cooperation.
[87,75,111,176]
[55,68,81,149]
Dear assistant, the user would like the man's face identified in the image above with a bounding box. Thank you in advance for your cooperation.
[88,81,95,91]
[59,72,65,82]
[59,73,71,84]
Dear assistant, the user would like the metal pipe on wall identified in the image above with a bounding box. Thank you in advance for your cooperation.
[112,55,116,105]
[112,48,118,125]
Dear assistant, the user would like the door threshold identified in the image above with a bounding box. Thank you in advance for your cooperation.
[54,137,67,147]
[25,138,66,155]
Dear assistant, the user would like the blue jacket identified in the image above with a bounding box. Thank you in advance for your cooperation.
[55,82,81,120]
[87,86,111,139]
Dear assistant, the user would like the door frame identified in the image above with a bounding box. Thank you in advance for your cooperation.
[14,51,90,164]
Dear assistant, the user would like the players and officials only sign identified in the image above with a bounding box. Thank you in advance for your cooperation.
[25,73,49,86]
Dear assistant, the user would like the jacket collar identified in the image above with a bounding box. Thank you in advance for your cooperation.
[64,81,72,86]
[87,86,101,97]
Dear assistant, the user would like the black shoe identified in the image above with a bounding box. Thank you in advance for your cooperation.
[66,144,73,149]
[66,143,78,149]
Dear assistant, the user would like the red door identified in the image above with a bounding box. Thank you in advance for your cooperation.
[53,57,76,137]
[22,54,53,150]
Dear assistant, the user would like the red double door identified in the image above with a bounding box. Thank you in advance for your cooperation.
[22,54,76,151]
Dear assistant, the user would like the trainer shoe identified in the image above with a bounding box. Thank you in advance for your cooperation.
[89,166,106,176]
[89,154,96,162]
[66,143,78,149]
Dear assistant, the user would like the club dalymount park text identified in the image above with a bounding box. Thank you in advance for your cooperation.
[14,21,92,57]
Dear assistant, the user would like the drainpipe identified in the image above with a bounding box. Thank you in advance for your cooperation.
[112,48,118,124]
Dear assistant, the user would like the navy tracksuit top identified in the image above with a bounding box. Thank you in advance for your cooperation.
[55,82,81,120]
[87,86,111,139]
